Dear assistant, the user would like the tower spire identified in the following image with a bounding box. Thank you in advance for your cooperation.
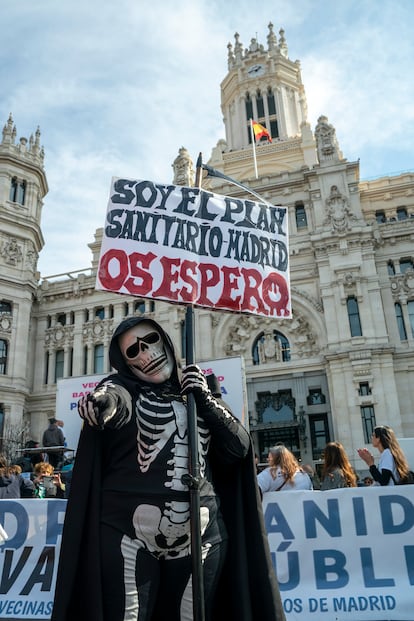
[279,28,288,57]
[2,113,16,145]
[267,22,277,53]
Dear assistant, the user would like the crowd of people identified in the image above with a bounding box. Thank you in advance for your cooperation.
[0,419,72,500]
[257,425,412,495]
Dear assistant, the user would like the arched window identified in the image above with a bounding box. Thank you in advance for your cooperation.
[9,177,26,204]
[347,296,362,337]
[0,339,8,374]
[295,203,307,229]
[361,405,376,443]
[16,180,26,205]
[256,89,265,118]
[252,330,291,365]
[94,344,104,374]
[44,351,49,384]
[397,206,408,220]
[9,177,18,202]
[408,300,414,338]
[56,313,66,326]
[55,350,64,382]
[245,92,253,132]
[400,258,414,273]
[267,87,279,139]
[83,346,88,375]
[0,301,12,314]
[267,87,276,115]
[134,300,146,314]
[95,307,105,320]
[395,303,407,340]
[387,260,395,275]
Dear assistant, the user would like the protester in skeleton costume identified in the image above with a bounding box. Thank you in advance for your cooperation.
[52,316,285,621]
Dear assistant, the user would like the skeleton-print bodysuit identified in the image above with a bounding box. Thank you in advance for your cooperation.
[100,385,226,557]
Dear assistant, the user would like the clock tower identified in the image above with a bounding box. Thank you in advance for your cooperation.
[0,114,48,428]
[210,23,317,181]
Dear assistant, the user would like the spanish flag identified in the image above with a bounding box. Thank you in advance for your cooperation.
[252,120,272,142]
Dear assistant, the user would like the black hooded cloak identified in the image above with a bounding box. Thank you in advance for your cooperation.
[51,316,285,621]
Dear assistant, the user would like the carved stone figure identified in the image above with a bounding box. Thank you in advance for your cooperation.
[172,147,194,187]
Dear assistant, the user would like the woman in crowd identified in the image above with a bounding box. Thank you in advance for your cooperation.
[0,454,35,498]
[257,444,313,494]
[320,441,357,490]
[357,425,411,485]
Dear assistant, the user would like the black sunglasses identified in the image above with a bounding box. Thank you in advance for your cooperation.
[125,332,160,359]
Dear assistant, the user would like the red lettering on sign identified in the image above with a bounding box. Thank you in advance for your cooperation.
[152,256,181,300]
[179,260,198,303]
[240,268,267,314]
[98,250,290,317]
[198,264,220,306]
[124,251,156,295]
[216,266,241,310]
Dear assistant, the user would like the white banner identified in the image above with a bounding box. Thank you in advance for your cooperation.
[199,356,248,430]
[55,357,247,453]
[55,374,106,452]
[0,499,66,620]
[1,487,414,619]
[96,178,290,318]
[263,486,414,621]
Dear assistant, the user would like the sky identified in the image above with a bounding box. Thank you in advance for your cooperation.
[1,0,413,277]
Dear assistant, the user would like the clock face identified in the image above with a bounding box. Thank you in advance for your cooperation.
[247,63,265,77]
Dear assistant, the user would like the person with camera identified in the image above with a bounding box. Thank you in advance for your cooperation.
[32,461,65,498]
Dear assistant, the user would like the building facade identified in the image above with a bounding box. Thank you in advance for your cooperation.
[1,23,414,474]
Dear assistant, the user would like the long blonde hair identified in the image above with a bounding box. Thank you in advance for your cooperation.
[268,445,300,484]
[374,426,411,481]
[322,441,357,487]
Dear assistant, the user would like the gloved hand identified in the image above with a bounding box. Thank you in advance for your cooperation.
[180,364,210,402]
[78,384,118,429]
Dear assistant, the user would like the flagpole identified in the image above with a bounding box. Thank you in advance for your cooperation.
[183,151,205,621]
[249,119,258,179]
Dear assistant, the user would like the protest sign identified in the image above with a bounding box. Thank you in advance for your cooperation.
[54,356,247,452]
[1,487,413,620]
[55,374,106,451]
[263,486,414,621]
[96,179,290,318]
[0,499,66,620]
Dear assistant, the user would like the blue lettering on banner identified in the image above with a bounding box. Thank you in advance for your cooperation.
[304,499,342,538]
[405,545,414,584]
[314,549,349,588]
[0,498,66,614]
[0,599,53,615]
[332,595,396,612]
[46,500,66,544]
[264,489,414,613]
[0,501,29,549]
[264,502,295,539]
[0,547,56,594]
[380,495,414,534]
[1,489,413,620]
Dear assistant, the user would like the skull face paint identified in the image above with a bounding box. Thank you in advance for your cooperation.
[118,321,174,383]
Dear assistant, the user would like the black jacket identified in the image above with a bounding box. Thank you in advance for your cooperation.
[52,316,285,621]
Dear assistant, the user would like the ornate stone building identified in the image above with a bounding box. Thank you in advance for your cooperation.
[1,23,414,474]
